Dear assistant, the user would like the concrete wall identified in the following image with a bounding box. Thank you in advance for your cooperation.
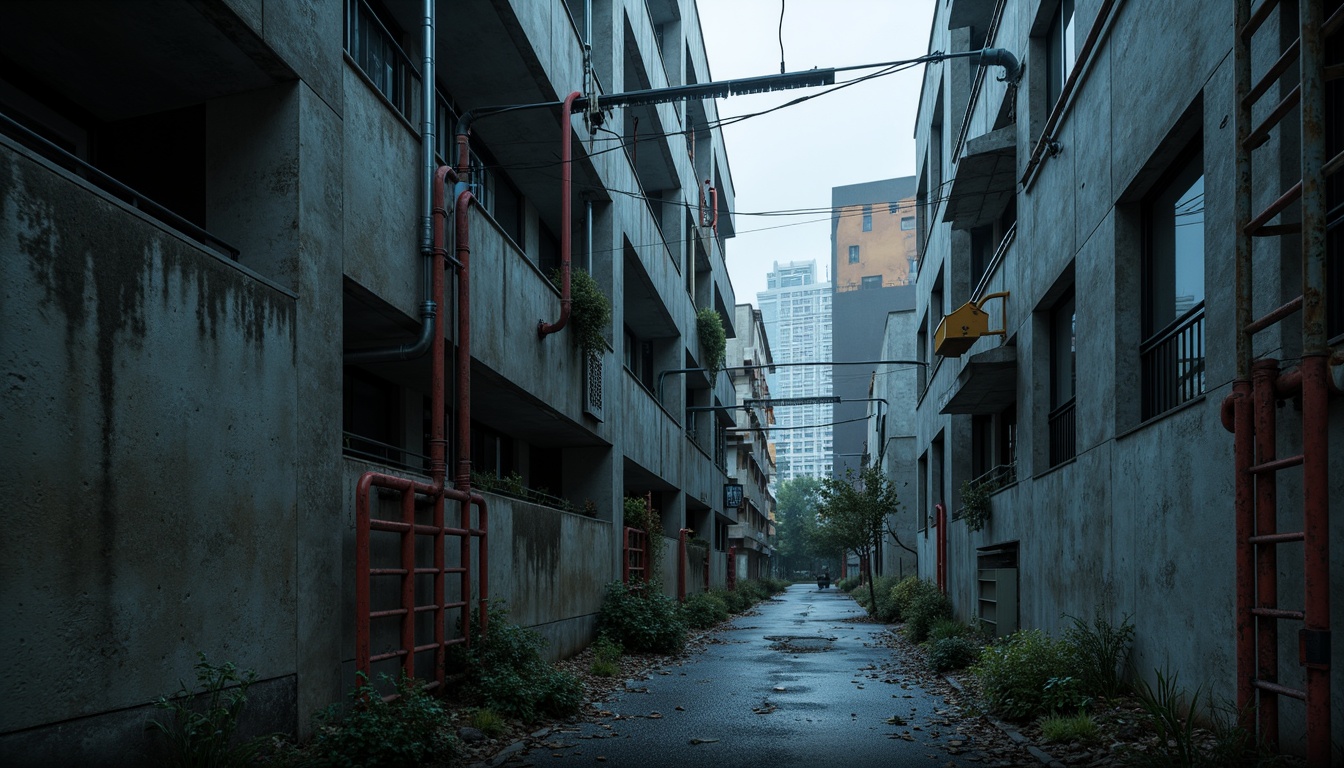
[911,0,1343,753]
[0,141,300,763]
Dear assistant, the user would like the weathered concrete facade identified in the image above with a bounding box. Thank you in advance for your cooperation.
[909,0,1341,756]
[725,304,776,580]
[0,0,740,762]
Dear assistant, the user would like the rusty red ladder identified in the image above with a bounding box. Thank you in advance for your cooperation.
[1230,0,1340,762]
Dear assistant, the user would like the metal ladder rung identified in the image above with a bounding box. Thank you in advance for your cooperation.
[1249,531,1305,544]
[1326,149,1344,179]
[1245,180,1303,235]
[1254,224,1302,236]
[1250,454,1304,473]
[1240,0,1282,40]
[1327,4,1343,36]
[1243,84,1300,150]
[1254,679,1307,701]
[1245,296,1302,334]
[1244,38,1299,108]
[1252,606,1306,620]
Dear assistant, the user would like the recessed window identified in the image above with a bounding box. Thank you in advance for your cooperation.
[861,275,882,289]
[862,204,873,232]
[1046,0,1076,109]
[900,216,915,231]
[1142,145,1205,419]
[345,0,416,119]
[1048,289,1076,467]
[848,245,860,264]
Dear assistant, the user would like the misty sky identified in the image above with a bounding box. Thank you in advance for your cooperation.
[697,0,935,303]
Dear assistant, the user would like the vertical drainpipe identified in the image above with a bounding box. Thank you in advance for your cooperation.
[421,0,436,259]
[538,92,583,337]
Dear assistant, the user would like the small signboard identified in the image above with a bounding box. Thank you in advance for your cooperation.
[724,483,744,508]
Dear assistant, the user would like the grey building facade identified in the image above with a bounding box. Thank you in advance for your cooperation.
[1,0,743,762]
[909,0,1341,759]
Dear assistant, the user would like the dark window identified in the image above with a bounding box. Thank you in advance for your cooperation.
[862,204,873,232]
[861,275,882,289]
[1048,289,1076,467]
[889,202,900,214]
[345,0,417,119]
[343,368,405,466]
[901,216,915,230]
[1046,0,1076,108]
[1142,145,1205,419]
[848,245,860,264]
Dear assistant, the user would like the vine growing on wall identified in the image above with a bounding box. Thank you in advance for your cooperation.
[959,478,994,532]
[624,495,665,581]
[696,307,726,377]
[560,268,611,361]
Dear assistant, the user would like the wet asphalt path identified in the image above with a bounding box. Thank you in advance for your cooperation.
[530,584,983,768]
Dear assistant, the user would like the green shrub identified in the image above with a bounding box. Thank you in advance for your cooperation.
[715,587,751,615]
[589,635,623,677]
[1040,712,1098,744]
[309,673,456,768]
[927,618,970,643]
[868,575,903,622]
[971,629,1078,720]
[457,605,583,721]
[598,581,687,654]
[737,579,769,603]
[904,588,953,643]
[681,592,730,628]
[761,577,791,594]
[469,708,507,738]
[1130,669,1253,768]
[148,652,271,768]
[835,576,861,592]
[890,575,928,617]
[927,636,979,672]
[1063,610,1134,699]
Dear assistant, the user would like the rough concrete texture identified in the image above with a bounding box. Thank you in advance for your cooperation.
[910,0,1344,754]
[536,585,987,767]
[0,145,299,732]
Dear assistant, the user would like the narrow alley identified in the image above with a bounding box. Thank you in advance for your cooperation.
[491,585,1031,768]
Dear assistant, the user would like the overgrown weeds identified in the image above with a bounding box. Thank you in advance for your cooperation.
[147,652,271,768]
[1064,609,1134,699]
[1040,712,1098,744]
[598,581,687,654]
[308,673,456,768]
[680,591,730,629]
[589,635,623,677]
[455,604,582,722]
[971,629,1079,720]
[1126,669,1253,767]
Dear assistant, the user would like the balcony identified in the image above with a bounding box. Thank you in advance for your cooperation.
[943,126,1016,231]
[939,346,1017,415]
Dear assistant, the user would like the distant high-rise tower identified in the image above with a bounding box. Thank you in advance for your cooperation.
[758,260,832,483]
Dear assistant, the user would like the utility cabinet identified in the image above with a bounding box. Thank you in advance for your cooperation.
[977,568,1018,637]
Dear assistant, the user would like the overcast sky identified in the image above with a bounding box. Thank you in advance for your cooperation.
[697,0,935,303]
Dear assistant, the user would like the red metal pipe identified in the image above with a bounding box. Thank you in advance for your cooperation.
[677,528,691,602]
[726,545,736,591]
[1252,359,1280,746]
[708,183,718,236]
[539,92,582,338]
[1301,355,1331,763]
[934,503,947,595]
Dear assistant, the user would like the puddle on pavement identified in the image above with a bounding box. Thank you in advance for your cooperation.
[764,635,836,652]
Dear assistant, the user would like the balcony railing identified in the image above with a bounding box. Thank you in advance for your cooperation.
[343,432,428,474]
[1048,397,1076,467]
[1141,303,1206,420]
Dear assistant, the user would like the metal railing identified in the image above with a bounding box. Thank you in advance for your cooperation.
[1140,303,1206,420]
[1048,397,1076,467]
[0,111,239,258]
[343,432,429,474]
[345,0,421,121]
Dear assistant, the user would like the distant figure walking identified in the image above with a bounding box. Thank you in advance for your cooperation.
[816,569,831,590]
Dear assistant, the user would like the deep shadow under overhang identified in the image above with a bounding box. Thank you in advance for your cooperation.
[938,345,1018,415]
[943,126,1016,230]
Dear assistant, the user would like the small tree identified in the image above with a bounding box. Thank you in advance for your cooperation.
[815,465,902,607]
[774,476,823,575]
[696,307,726,377]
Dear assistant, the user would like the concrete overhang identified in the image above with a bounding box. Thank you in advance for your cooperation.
[943,126,1017,230]
[938,346,1018,415]
[949,0,997,29]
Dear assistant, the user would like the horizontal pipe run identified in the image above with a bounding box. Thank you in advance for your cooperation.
[1250,532,1306,544]
[1250,455,1304,474]
[1254,680,1307,701]
[1252,607,1306,620]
